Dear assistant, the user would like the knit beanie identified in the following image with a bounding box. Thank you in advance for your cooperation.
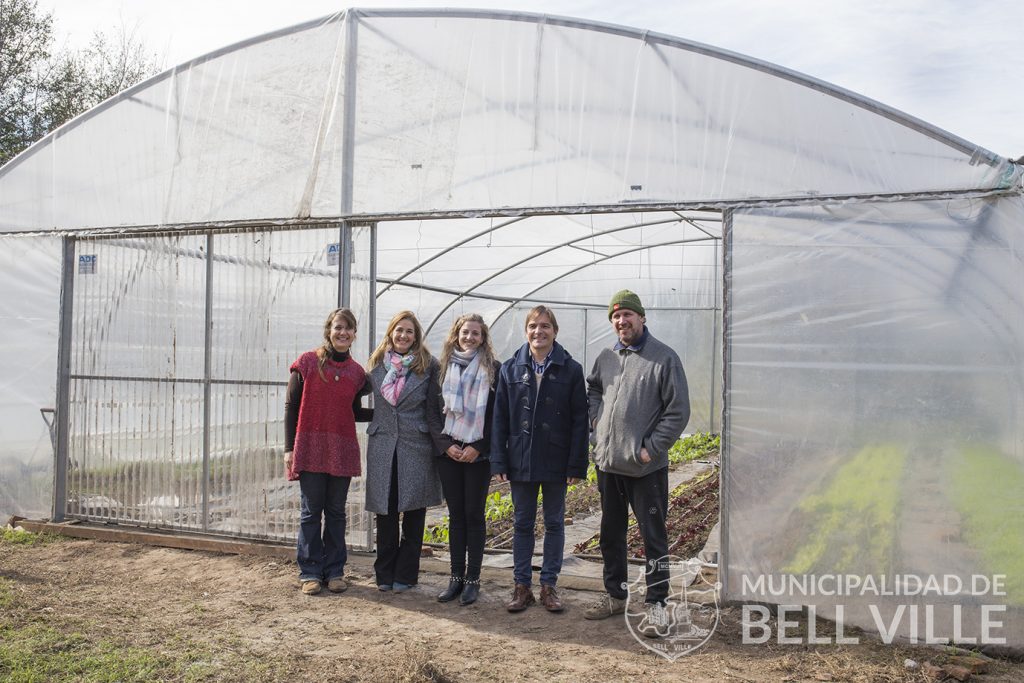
[608,289,645,319]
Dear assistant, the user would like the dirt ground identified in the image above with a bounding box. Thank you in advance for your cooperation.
[2,536,1023,682]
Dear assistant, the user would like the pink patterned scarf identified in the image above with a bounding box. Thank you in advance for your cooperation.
[381,351,414,405]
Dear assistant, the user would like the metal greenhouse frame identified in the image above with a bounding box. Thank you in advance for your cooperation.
[1,7,1021,645]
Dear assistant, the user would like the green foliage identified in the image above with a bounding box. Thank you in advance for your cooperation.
[950,447,1024,605]
[0,582,289,682]
[0,623,169,682]
[0,578,12,610]
[426,488,523,543]
[484,490,516,523]
[785,444,905,575]
[424,515,450,544]
[0,528,61,546]
[668,432,720,465]
[0,0,161,166]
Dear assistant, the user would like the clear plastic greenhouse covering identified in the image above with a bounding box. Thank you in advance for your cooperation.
[726,196,1024,644]
[0,9,1017,229]
[0,7,1022,646]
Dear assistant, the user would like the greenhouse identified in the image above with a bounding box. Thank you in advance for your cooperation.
[0,8,1021,644]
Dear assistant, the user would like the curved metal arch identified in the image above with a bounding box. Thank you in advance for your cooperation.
[487,235,721,329]
[377,216,527,295]
[421,214,697,335]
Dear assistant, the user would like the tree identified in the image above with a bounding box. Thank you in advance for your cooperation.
[0,0,160,166]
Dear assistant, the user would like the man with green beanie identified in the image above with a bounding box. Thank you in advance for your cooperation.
[583,289,690,635]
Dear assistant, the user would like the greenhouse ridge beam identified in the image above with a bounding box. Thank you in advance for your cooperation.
[1,186,1014,237]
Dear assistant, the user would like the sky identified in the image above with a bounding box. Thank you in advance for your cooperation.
[36,0,1024,158]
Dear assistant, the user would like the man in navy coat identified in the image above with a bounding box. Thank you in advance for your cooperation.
[491,305,589,613]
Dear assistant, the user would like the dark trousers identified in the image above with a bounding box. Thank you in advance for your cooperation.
[436,457,491,580]
[509,480,567,587]
[374,455,426,586]
[297,472,351,581]
[597,466,670,603]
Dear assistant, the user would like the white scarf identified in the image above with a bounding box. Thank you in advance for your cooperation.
[442,348,490,442]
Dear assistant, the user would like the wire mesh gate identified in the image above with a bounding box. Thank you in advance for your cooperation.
[52,225,376,548]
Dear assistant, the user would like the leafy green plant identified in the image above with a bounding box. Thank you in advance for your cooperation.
[484,490,516,523]
[950,447,1024,605]
[424,515,450,544]
[668,432,720,465]
[784,443,904,575]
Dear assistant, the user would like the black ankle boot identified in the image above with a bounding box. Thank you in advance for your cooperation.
[459,578,480,605]
[437,576,464,602]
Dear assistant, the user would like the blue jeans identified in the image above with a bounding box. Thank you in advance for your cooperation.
[297,472,351,581]
[509,480,567,587]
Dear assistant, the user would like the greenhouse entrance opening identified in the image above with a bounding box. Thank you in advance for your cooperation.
[52,209,724,548]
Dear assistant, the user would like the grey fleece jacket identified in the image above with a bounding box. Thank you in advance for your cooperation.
[587,329,690,477]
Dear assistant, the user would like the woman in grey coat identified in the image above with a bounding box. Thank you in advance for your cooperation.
[364,310,445,591]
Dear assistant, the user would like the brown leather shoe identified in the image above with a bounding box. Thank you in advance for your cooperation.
[505,583,535,612]
[539,584,564,613]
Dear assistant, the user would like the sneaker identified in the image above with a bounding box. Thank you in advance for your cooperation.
[638,602,669,639]
[583,594,626,620]
[378,583,393,592]
[327,576,349,593]
[392,582,414,593]
[301,580,322,596]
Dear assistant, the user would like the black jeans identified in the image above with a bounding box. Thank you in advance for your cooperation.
[374,454,426,586]
[597,466,670,603]
[436,456,491,581]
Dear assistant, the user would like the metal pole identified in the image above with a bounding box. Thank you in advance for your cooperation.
[709,235,719,433]
[339,222,352,307]
[582,307,589,373]
[718,209,733,599]
[339,11,358,216]
[369,223,377,354]
[366,222,377,550]
[202,232,214,531]
[52,237,76,522]
[337,11,358,309]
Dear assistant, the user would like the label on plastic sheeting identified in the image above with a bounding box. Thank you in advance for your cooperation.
[78,254,97,274]
[326,243,340,266]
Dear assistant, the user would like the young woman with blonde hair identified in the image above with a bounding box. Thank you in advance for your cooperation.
[364,311,445,592]
[434,313,501,605]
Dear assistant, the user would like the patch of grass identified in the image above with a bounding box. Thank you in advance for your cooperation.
[784,443,905,575]
[1,528,62,546]
[0,616,290,683]
[0,578,13,610]
[669,432,720,465]
[0,623,171,683]
[950,447,1024,605]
